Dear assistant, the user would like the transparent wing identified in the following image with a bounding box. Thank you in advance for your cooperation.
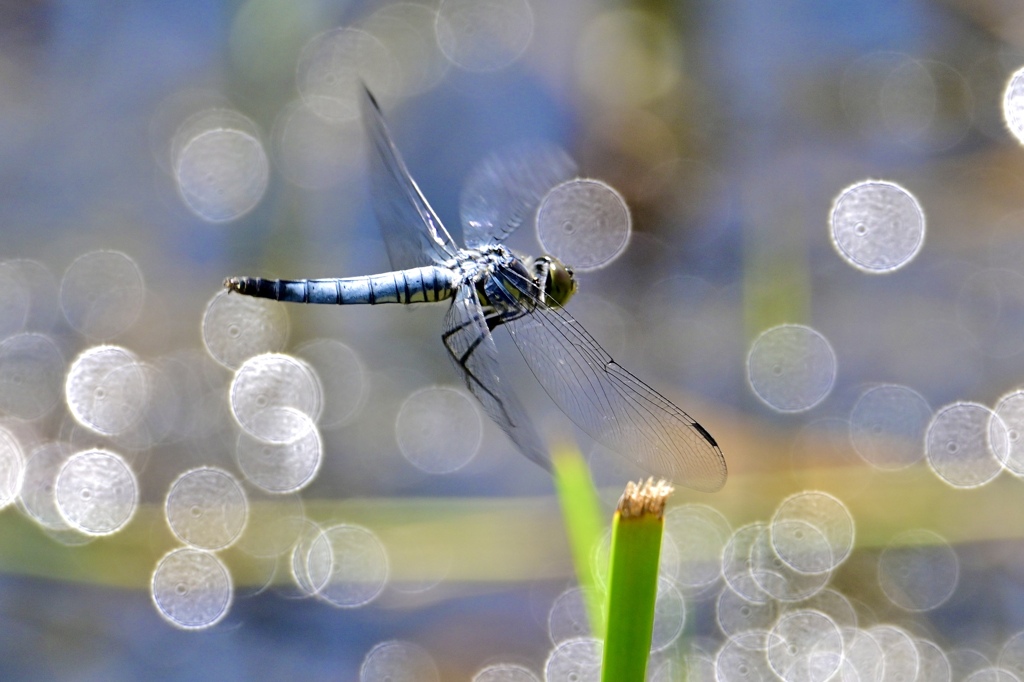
[495,271,727,491]
[361,87,459,269]
[460,142,577,248]
[441,285,552,471]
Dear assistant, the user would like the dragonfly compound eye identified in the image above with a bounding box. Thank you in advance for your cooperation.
[544,257,577,308]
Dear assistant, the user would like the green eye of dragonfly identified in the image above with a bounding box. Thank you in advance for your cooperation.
[540,257,576,308]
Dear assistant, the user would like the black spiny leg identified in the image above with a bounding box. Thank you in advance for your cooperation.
[440,285,554,472]
[441,304,513,425]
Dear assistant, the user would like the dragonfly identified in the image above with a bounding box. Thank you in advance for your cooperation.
[226,87,726,492]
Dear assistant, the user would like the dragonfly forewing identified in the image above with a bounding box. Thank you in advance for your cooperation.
[362,87,457,270]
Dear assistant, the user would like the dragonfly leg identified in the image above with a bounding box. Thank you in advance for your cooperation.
[484,305,530,332]
[442,322,496,397]
[441,307,518,428]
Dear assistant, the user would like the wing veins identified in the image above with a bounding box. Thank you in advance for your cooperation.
[493,265,726,490]
[361,86,459,269]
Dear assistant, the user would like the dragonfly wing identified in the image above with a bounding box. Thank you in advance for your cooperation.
[442,286,552,471]
[361,87,459,269]
[500,283,727,491]
[461,142,577,248]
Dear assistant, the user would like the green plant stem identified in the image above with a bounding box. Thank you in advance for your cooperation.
[601,480,671,682]
[551,442,606,638]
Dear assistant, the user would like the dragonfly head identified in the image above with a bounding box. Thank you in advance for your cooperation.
[534,256,577,308]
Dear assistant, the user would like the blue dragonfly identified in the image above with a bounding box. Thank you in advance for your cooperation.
[226,88,726,491]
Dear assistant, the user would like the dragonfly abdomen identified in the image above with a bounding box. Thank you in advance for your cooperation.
[225,265,457,305]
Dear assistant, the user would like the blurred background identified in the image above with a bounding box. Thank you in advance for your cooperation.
[2,0,1024,679]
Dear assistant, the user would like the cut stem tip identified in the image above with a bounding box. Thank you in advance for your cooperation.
[616,478,674,519]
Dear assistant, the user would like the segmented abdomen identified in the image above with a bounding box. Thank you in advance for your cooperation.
[225,265,457,305]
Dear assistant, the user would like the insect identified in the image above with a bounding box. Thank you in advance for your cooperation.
[226,88,726,491]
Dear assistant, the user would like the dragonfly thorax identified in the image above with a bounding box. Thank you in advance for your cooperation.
[451,246,577,311]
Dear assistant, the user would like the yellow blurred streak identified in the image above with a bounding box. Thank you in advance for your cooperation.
[743,232,812,339]
[1,453,1021,591]
[229,0,328,86]
[576,9,681,109]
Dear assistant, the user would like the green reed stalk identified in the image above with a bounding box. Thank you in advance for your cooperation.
[601,479,673,682]
[551,443,606,638]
